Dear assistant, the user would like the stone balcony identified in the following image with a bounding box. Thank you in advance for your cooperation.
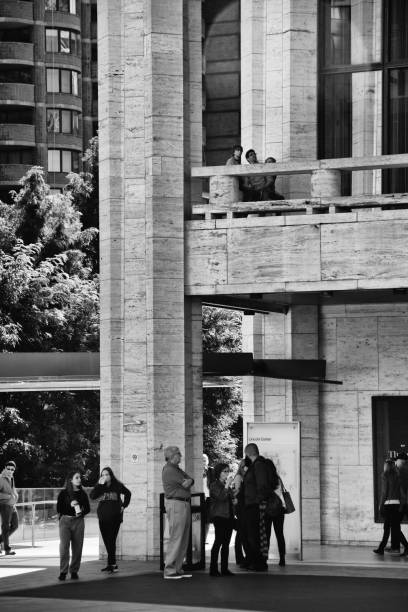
[0,83,35,106]
[0,123,35,146]
[187,154,408,297]
[0,1,33,24]
[0,42,34,65]
[45,9,80,31]
[0,164,32,185]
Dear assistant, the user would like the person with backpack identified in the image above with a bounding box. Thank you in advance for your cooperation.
[242,443,276,571]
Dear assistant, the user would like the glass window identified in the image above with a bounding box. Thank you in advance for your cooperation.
[72,112,79,135]
[48,149,61,172]
[61,69,71,93]
[387,0,408,62]
[45,0,57,10]
[72,151,79,173]
[59,0,69,12]
[60,30,71,53]
[47,109,60,132]
[69,0,77,15]
[46,29,59,53]
[62,150,72,172]
[71,71,78,95]
[47,68,59,92]
[61,110,71,133]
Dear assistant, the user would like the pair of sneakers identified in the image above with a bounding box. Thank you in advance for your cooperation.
[164,571,192,580]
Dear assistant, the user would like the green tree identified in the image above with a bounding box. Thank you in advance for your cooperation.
[202,306,243,466]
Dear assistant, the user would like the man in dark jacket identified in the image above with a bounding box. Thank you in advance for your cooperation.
[242,443,271,570]
[0,460,19,555]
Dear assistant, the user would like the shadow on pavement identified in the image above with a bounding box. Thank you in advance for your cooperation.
[2,572,408,612]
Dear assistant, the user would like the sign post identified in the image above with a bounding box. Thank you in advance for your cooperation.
[247,422,302,560]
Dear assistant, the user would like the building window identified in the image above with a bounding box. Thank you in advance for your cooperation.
[319,0,408,194]
[47,108,80,135]
[45,0,77,15]
[48,149,80,173]
[372,396,408,521]
[46,68,80,95]
[46,29,81,55]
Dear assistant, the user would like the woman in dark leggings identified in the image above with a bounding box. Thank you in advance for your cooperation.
[373,459,404,555]
[209,463,235,577]
[90,466,131,573]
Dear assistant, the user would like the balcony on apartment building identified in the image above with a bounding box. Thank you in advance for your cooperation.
[0,1,34,25]
[187,154,408,299]
[0,42,34,65]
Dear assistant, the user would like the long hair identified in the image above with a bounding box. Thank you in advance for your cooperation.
[100,466,121,487]
[64,470,83,499]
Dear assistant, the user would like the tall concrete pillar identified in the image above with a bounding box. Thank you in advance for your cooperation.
[99,0,202,559]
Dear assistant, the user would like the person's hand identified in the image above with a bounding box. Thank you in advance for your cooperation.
[70,500,79,507]
[98,476,106,485]
[182,478,192,488]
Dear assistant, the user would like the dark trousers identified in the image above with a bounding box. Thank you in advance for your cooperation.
[99,517,122,565]
[210,517,234,572]
[399,507,408,549]
[244,504,266,568]
[266,511,286,561]
[234,505,249,564]
[379,505,401,550]
[59,515,85,574]
[0,505,19,551]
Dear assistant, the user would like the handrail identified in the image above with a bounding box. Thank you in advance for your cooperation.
[15,499,59,548]
[191,153,408,178]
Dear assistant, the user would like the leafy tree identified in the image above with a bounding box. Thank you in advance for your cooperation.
[202,306,243,466]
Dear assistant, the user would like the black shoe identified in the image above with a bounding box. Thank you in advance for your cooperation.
[279,558,285,567]
[70,572,79,580]
[373,548,384,555]
[221,569,234,576]
[209,569,221,577]
[4,550,16,556]
[58,573,67,581]
[101,565,111,572]
[110,565,118,573]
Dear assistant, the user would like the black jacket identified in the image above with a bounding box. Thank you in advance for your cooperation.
[90,481,131,521]
[243,456,270,506]
[209,480,233,520]
[57,488,90,517]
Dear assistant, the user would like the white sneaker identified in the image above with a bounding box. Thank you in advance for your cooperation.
[178,573,192,578]
[164,574,183,580]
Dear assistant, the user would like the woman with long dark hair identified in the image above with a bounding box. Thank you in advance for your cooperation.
[374,459,404,555]
[90,466,131,573]
[209,462,235,577]
[56,471,90,581]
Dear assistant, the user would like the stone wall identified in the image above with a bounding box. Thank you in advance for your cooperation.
[319,302,408,544]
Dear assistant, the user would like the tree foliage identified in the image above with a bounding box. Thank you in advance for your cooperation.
[202,306,243,466]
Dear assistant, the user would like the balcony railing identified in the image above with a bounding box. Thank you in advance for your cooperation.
[0,83,35,105]
[0,1,34,23]
[0,163,32,184]
[0,42,34,64]
[0,123,35,146]
[191,154,408,219]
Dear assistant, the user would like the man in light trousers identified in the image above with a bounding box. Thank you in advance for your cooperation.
[162,446,194,579]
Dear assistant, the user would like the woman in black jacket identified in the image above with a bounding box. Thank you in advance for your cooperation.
[90,466,131,573]
[374,459,404,555]
[209,463,235,577]
[57,471,90,581]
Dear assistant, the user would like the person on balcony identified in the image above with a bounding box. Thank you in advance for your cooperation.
[90,466,131,574]
[162,446,194,579]
[262,157,285,201]
[0,460,19,556]
[242,149,265,201]
[226,145,243,166]
[57,471,90,581]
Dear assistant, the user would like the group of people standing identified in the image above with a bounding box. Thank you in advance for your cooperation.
[225,145,285,202]
[373,452,408,557]
[161,443,287,579]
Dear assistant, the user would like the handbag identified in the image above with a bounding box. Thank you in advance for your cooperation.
[265,491,283,517]
[280,478,295,514]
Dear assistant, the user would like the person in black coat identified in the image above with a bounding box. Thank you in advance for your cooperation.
[90,466,131,573]
[57,471,90,581]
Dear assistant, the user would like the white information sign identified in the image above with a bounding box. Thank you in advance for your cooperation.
[246,421,302,559]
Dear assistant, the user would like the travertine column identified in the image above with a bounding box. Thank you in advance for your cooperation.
[99,0,202,559]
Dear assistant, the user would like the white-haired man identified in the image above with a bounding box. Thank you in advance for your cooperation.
[162,446,194,579]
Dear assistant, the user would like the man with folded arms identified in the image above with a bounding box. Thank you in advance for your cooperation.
[162,446,194,579]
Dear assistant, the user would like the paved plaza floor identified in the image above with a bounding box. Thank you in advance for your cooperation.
[0,538,407,612]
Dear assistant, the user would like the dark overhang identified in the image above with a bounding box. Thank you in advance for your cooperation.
[202,296,289,315]
[203,352,342,384]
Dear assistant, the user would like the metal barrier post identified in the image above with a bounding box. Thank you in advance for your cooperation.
[31,502,35,547]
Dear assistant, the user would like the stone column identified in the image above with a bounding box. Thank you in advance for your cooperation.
[99,0,200,559]
[311,170,341,199]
